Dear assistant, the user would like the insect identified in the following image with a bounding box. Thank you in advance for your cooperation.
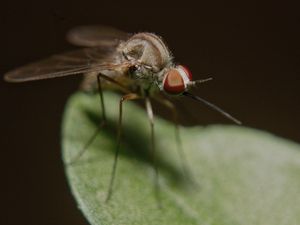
[4,25,241,202]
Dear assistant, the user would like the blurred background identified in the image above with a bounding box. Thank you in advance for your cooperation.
[1,1,299,225]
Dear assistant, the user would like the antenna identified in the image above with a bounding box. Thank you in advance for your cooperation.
[187,77,213,87]
[183,92,242,125]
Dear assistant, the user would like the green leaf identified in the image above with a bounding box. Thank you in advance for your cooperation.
[62,91,300,225]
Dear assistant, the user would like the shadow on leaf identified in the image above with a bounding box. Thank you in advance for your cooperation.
[68,105,197,190]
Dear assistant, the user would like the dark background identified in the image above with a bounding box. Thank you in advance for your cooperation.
[1,1,299,225]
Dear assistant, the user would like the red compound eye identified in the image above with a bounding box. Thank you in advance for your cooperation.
[163,69,185,95]
[177,65,192,81]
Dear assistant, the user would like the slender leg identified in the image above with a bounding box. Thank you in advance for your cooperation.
[96,72,133,119]
[69,73,132,165]
[105,93,141,202]
[154,97,191,179]
[145,97,160,204]
[97,73,106,121]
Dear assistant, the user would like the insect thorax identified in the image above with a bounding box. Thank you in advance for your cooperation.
[120,33,173,72]
[118,32,174,92]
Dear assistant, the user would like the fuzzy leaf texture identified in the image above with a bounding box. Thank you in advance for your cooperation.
[62,91,300,225]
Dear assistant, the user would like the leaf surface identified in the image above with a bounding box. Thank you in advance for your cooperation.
[62,91,300,225]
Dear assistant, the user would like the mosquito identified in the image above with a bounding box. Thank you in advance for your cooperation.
[4,25,241,202]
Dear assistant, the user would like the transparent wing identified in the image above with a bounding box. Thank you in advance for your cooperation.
[4,47,124,83]
[66,25,130,47]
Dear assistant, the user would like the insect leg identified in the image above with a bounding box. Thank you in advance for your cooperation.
[105,93,141,203]
[96,72,132,94]
[96,72,133,122]
[97,73,107,121]
[154,97,192,180]
[69,73,132,165]
[145,97,161,205]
